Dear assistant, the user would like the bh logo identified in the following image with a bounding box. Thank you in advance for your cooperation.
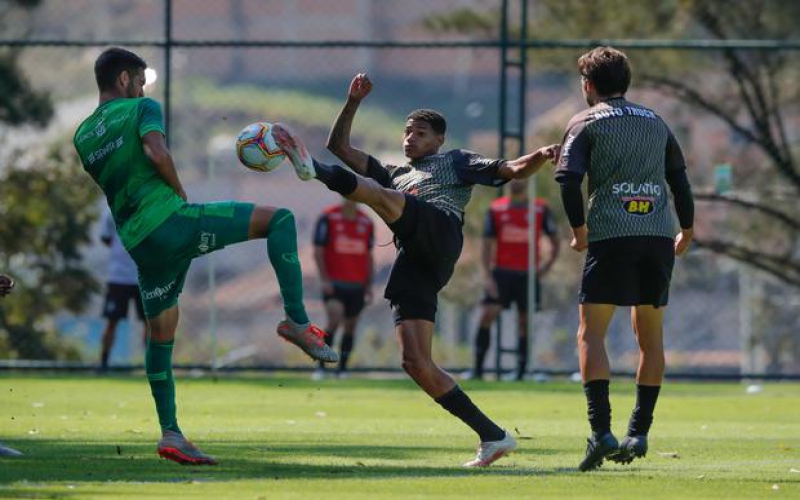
[623,197,655,216]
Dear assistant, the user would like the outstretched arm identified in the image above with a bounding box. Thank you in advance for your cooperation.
[142,131,187,202]
[326,73,373,176]
[496,144,560,180]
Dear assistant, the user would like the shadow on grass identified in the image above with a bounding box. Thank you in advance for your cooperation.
[0,439,566,486]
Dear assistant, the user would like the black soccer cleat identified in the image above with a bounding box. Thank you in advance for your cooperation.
[610,435,648,465]
[578,432,619,472]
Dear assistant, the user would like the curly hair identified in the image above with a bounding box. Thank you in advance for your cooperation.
[406,109,447,135]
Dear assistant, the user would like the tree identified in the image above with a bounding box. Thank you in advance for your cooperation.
[425,0,800,288]
[0,0,101,359]
[0,0,52,126]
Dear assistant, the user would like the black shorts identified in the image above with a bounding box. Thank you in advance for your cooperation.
[482,269,541,312]
[323,283,367,318]
[580,236,675,307]
[385,195,463,324]
[102,283,145,321]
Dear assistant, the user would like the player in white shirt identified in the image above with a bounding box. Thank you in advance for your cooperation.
[99,210,147,371]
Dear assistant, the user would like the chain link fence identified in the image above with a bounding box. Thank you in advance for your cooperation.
[0,0,798,378]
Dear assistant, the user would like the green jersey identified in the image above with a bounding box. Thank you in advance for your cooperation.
[74,97,185,250]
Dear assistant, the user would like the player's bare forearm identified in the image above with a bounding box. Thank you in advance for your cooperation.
[481,238,495,279]
[367,253,375,289]
[313,247,331,283]
[327,99,369,174]
[143,132,187,201]
[152,155,187,201]
[497,144,560,180]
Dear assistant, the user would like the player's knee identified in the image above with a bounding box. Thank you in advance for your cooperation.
[401,354,430,378]
[264,207,296,237]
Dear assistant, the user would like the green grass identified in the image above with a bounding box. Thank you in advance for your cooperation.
[1,376,798,499]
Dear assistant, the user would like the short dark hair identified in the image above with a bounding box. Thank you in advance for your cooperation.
[406,109,447,135]
[94,47,147,91]
[578,46,631,97]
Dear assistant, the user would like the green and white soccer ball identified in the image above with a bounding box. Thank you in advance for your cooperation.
[235,121,286,172]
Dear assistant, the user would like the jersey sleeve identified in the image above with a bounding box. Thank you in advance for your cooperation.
[138,98,165,138]
[664,127,695,229]
[665,127,687,174]
[555,116,591,182]
[313,215,330,247]
[483,209,497,238]
[453,150,508,187]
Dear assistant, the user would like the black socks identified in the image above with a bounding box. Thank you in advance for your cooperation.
[627,384,661,436]
[435,386,505,442]
[583,379,611,438]
[339,333,354,371]
[313,160,358,196]
[474,327,491,377]
[516,334,528,379]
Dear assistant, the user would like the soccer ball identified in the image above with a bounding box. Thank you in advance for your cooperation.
[235,122,286,172]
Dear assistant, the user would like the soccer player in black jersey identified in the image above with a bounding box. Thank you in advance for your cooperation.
[555,47,695,471]
[273,73,558,467]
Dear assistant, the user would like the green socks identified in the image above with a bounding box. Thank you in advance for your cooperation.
[145,338,180,434]
[266,209,310,325]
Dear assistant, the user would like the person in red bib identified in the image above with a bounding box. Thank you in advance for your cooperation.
[472,178,559,381]
[313,199,375,378]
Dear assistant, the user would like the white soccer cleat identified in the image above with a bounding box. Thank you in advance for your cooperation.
[271,123,317,181]
[463,430,517,467]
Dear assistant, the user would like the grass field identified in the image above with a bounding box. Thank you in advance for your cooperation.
[1,375,798,499]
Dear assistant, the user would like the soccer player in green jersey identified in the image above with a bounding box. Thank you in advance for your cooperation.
[0,273,23,458]
[74,47,337,465]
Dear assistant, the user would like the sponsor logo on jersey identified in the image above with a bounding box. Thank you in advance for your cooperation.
[622,196,656,215]
[501,225,529,244]
[612,182,662,196]
[142,279,178,301]
[87,136,124,165]
[561,133,577,158]
[333,235,368,255]
[198,231,217,254]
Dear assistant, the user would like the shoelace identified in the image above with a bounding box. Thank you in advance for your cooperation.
[304,325,328,346]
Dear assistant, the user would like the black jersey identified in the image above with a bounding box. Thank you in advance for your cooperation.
[367,149,506,221]
[556,97,687,242]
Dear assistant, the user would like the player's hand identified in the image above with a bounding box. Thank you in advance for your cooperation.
[674,227,693,256]
[349,73,372,101]
[540,143,561,164]
[322,280,334,295]
[0,274,15,298]
[484,275,499,298]
[365,288,374,304]
[570,225,588,252]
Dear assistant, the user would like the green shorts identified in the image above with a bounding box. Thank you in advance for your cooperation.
[129,201,255,318]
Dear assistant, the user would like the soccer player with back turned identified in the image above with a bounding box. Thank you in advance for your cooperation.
[272,74,559,466]
[73,48,337,466]
[555,47,694,471]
